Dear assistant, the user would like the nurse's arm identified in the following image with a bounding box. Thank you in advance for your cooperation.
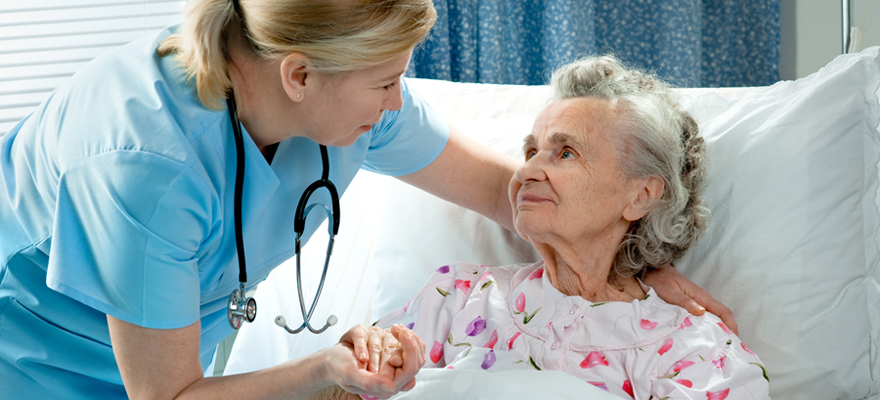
[398,123,519,232]
[107,316,406,399]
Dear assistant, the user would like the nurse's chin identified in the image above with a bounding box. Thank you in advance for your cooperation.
[328,126,373,147]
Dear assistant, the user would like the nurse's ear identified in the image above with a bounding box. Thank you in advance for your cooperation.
[279,52,312,103]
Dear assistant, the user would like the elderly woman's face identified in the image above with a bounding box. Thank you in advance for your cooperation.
[508,97,639,245]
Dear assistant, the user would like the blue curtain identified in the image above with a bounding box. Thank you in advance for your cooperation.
[408,0,780,88]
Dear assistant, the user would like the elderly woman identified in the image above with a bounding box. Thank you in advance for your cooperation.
[356,56,769,400]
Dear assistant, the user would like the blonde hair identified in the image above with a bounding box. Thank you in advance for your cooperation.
[158,0,437,109]
[550,55,709,280]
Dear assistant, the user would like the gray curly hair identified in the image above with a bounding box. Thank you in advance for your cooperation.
[550,55,709,280]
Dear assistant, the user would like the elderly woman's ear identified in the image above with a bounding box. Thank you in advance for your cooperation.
[622,176,664,222]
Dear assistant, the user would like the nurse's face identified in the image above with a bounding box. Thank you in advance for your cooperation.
[298,51,411,147]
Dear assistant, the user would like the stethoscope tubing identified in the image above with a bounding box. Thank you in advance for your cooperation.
[227,90,248,284]
[294,164,341,241]
[281,232,336,334]
[225,90,339,334]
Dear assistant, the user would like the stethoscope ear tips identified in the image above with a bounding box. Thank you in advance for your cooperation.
[275,313,338,333]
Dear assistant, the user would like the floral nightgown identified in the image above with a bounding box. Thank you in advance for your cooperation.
[374,262,770,400]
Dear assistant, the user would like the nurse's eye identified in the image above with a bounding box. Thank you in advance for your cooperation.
[382,81,397,90]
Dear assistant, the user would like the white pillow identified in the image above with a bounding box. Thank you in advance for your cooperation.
[368,47,880,400]
[673,47,880,400]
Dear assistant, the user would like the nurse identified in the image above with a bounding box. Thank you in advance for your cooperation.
[0,0,735,399]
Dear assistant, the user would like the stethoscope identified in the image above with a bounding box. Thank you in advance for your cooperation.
[225,90,340,334]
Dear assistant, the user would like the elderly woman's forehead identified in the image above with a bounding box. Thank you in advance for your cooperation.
[550,97,616,117]
[533,97,618,134]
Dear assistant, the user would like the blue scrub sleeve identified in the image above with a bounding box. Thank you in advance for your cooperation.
[362,78,450,176]
[46,151,216,329]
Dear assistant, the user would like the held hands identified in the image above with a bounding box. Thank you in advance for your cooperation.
[328,324,426,399]
[643,265,739,335]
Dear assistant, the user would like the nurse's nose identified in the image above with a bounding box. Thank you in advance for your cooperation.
[383,81,404,112]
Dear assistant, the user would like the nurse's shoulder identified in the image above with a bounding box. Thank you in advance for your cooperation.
[42,25,223,170]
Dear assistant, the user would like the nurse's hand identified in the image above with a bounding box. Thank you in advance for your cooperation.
[643,264,738,335]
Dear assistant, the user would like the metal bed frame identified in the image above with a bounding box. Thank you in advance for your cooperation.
[843,0,852,53]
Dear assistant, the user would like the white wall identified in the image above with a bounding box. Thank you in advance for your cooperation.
[0,1,186,136]
[780,0,880,80]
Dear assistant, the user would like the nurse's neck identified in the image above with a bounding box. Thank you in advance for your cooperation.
[225,32,292,157]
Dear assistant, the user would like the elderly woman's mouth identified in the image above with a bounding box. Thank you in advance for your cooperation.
[517,193,552,205]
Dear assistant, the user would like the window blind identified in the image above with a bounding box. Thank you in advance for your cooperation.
[0,0,186,136]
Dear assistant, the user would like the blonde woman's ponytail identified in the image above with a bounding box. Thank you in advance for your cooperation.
[158,0,238,110]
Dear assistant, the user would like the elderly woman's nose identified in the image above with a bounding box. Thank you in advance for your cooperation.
[514,156,547,183]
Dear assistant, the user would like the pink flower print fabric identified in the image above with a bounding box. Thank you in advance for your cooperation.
[640,319,659,330]
[580,352,609,369]
[674,360,695,373]
[659,338,674,355]
[429,341,444,363]
[373,262,770,399]
[515,292,526,312]
[707,388,731,400]
[506,332,522,350]
[622,380,634,398]
[484,330,498,348]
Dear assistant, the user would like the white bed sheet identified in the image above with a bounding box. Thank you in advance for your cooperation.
[392,369,623,400]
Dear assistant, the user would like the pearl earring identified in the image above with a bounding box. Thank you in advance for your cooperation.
[297,93,302,98]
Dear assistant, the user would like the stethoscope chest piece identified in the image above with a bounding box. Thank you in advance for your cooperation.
[227,283,257,329]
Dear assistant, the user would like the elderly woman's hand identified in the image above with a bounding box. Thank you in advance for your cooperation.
[362,324,425,389]
[327,324,426,399]
[643,265,738,335]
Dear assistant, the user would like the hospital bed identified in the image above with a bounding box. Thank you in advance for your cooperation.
[223,47,880,400]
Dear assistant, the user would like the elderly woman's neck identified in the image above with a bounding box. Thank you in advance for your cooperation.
[535,241,645,303]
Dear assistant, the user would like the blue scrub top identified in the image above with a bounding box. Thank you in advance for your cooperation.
[0,26,449,398]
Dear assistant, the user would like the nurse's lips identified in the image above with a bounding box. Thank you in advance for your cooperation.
[356,124,374,133]
[360,119,381,130]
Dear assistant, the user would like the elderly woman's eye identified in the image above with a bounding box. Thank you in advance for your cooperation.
[526,151,536,160]
[562,150,574,159]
